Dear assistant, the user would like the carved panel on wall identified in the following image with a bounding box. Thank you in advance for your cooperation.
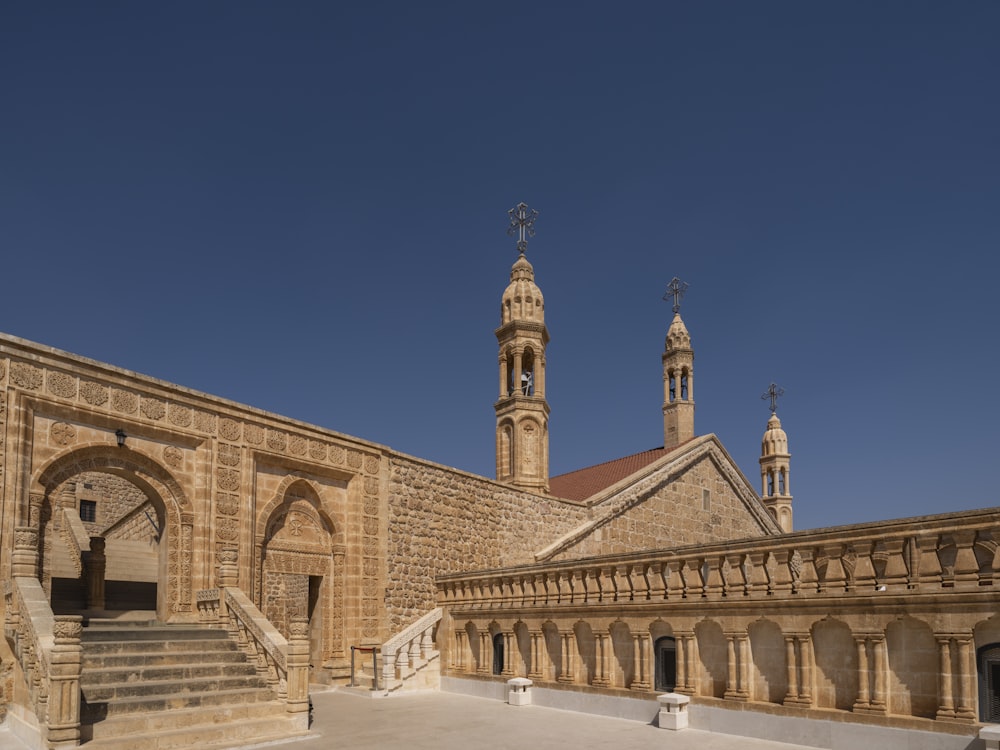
[309,442,327,461]
[46,371,77,398]
[111,388,138,414]
[267,430,287,452]
[219,418,241,442]
[218,443,241,467]
[217,469,240,492]
[329,445,346,465]
[80,381,109,406]
[10,362,43,390]
[168,403,192,427]
[141,397,166,421]
[216,493,239,516]
[244,424,264,445]
[194,411,215,433]
[289,436,306,456]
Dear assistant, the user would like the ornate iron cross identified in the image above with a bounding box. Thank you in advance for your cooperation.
[761,383,785,414]
[662,277,689,314]
[507,202,539,254]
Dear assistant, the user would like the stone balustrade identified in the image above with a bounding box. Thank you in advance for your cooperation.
[438,509,1000,608]
[195,586,309,727]
[381,607,442,691]
[4,575,83,748]
[437,509,1000,728]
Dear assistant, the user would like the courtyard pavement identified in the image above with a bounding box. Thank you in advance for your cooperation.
[0,687,819,750]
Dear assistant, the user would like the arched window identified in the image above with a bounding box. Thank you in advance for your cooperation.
[521,349,535,396]
[654,636,677,692]
[680,372,688,400]
[778,469,786,495]
[492,633,505,675]
[979,643,1000,721]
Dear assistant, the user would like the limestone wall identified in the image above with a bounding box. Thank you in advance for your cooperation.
[386,455,588,630]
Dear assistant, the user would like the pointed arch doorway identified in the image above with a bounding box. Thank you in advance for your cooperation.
[259,481,343,677]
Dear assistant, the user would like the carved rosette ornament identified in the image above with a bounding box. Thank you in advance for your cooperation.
[10,362,43,390]
[50,422,77,446]
[141,398,166,420]
[219,418,241,441]
[80,381,109,406]
[47,371,77,398]
[163,446,183,469]
[288,617,310,639]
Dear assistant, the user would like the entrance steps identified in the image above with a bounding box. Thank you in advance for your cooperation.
[80,619,308,749]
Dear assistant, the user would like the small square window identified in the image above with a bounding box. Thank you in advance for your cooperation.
[79,500,97,523]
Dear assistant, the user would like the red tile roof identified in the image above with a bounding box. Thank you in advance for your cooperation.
[549,443,687,502]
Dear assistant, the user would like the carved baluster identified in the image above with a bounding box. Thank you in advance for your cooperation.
[747,551,770,597]
[703,555,724,598]
[770,549,793,595]
[46,616,83,747]
[647,561,666,600]
[819,544,847,593]
[630,563,650,601]
[850,542,877,592]
[724,553,747,597]
[951,531,980,587]
[682,559,704,598]
[666,559,685,599]
[881,538,909,590]
[915,534,943,589]
[797,548,819,594]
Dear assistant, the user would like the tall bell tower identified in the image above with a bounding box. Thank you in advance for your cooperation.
[662,277,695,449]
[495,202,550,493]
[759,383,793,532]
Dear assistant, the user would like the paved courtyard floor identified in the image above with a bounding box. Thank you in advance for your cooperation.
[0,688,819,750]
[267,688,815,750]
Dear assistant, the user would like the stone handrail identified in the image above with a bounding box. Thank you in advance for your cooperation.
[381,607,442,688]
[437,508,1000,609]
[4,576,83,748]
[195,587,309,728]
[58,506,91,578]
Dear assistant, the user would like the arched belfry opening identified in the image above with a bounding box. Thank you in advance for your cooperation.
[33,446,192,621]
[495,202,550,493]
[258,479,344,677]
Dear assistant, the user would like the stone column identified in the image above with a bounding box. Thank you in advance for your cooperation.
[631,633,650,690]
[681,632,700,694]
[871,636,887,713]
[478,632,491,674]
[453,630,465,671]
[783,635,799,705]
[956,636,976,720]
[724,634,737,698]
[737,634,750,699]
[799,635,814,705]
[46,616,83,748]
[528,631,543,679]
[593,632,610,687]
[936,637,955,719]
[501,632,515,676]
[558,630,575,683]
[853,636,871,711]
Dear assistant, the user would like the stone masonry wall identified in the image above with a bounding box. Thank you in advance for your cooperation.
[74,471,149,536]
[551,454,773,561]
[386,456,589,630]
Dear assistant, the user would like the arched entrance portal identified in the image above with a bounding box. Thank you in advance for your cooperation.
[259,480,341,675]
[45,471,162,614]
[34,447,193,622]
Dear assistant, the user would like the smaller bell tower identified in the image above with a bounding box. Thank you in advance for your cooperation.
[662,277,695,449]
[495,203,550,493]
[759,383,793,532]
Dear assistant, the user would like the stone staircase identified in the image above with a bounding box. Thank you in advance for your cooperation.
[344,608,442,697]
[79,619,307,749]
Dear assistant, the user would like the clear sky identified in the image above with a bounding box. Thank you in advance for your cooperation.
[2,2,998,531]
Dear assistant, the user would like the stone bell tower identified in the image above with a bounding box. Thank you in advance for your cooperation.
[662,277,695,449]
[759,383,793,532]
[495,202,550,493]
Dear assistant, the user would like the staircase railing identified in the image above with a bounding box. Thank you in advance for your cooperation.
[195,586,309,729]
[380,607,442,691]
[57,506,90,579]
[4,573,83,749]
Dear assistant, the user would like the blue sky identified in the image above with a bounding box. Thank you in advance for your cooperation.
[2,2,998,531]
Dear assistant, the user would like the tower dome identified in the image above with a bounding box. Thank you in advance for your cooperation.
[500,254,545,325]
[665,313,691,351]
[761,413,788,456]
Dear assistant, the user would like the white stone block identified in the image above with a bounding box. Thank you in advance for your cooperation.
[657,692,690,730]
[507,677,533,706]
[981,725,1000,750]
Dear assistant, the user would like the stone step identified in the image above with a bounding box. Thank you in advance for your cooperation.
[82,706,303,749]
[82,685,278,718]
[84,649,250,669]
[81,660,260,686]
[82,673,269,703]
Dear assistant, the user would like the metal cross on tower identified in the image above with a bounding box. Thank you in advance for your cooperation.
[662,277,689,314]
[507,202,539,255]
[761,383,785,414]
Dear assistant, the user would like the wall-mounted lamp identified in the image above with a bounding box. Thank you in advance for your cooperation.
[115,429,127,448]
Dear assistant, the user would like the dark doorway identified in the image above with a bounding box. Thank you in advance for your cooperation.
[492,633,504,675]
[308,576,323,669]
[655,636,677,692]
[979,643,1000,722]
